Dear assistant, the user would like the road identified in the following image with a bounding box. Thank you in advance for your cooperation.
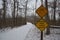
[0,22,60,40]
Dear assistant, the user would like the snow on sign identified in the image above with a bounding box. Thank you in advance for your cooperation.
[36,5,48,17]
[35,19,48,31]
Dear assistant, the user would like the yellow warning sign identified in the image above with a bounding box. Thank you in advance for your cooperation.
[35,19,48,31]
[36,5,48,17]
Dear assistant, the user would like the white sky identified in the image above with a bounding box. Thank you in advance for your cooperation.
[0,0,41,9]
[0,0,53,9]
[27,0,41,9]
[0,0,3,9]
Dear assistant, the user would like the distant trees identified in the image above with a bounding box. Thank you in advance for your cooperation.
[0,0,27,28]
[0,0,60,28]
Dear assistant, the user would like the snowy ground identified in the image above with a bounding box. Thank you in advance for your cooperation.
[0,22,33,40]
[0,22,60,40]
[24,25,60,40]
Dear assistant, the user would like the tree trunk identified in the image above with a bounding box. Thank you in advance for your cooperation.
[45,0,50,35]
[24,0,28,24]
[12,0,15,26]
[54,0,56,25]
[3,0,6,27]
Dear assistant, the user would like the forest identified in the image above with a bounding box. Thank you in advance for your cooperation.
[0,0,60,28]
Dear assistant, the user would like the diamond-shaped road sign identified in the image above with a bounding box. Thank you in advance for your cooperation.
[36,5,48,18]
[35,19,48,31]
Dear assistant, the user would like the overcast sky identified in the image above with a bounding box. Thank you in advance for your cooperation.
[0,0,54,9]
[0,0,3,9]
[27,0,41,9]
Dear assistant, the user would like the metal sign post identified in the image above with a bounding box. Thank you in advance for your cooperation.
[35,19,48,40]
[35,0,48,40]
[41,31,43,40]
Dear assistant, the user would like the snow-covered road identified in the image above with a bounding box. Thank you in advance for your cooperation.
[0,22,34,40]
[0,22,60,40]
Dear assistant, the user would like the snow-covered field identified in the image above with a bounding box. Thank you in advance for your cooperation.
[0,22,60,40]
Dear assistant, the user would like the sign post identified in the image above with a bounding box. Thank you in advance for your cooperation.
[41,31,43,40]
[35,0,48,40]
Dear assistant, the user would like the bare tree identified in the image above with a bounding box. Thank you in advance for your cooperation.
[3,0,6,27]
[54,0,56,24]
[45,0,50,35]
[24,0,28,24]
[12,0,15,26]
